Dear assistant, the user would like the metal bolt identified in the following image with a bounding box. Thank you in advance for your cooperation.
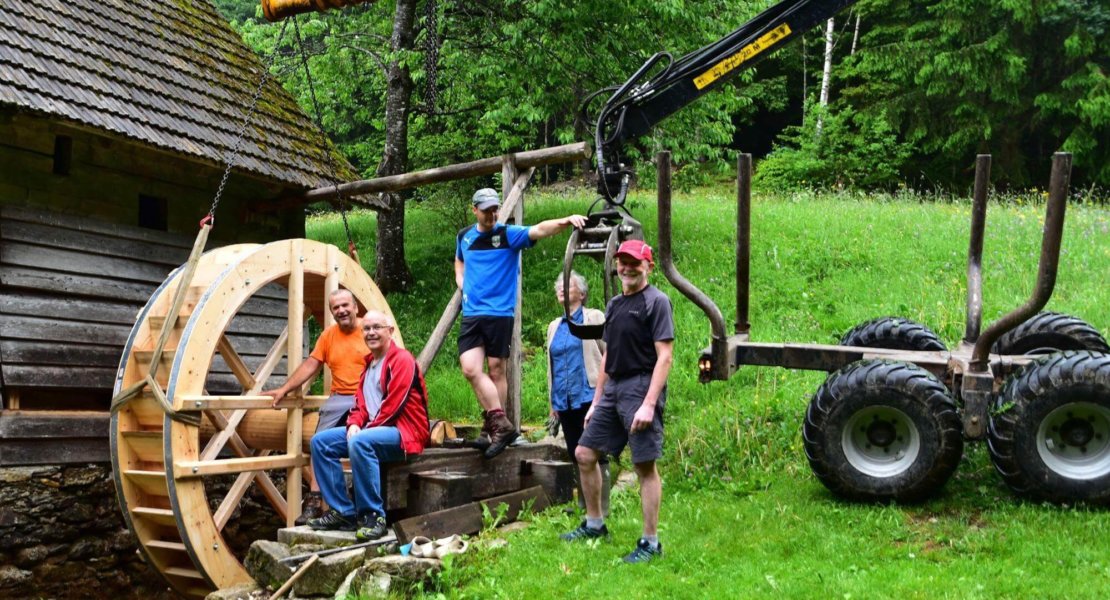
[299,256,305,263]
[245,279,251,286]
[213,544,219,551]
[192,466,199,473]
[195,401,202,407]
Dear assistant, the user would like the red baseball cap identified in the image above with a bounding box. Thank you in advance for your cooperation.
[615,239,654,263]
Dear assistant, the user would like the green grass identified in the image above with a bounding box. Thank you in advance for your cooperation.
[308,185,1110,599]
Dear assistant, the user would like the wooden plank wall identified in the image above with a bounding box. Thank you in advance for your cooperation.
[0,206,293,412]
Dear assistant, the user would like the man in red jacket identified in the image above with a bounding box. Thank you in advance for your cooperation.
[307,310,430,541]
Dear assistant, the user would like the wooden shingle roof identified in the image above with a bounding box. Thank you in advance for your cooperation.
[0,0,352,188]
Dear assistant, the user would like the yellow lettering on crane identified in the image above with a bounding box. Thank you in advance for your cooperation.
[693,23,793,90]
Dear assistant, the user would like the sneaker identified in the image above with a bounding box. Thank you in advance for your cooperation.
[559,521,609,542]
[295,491,324,526]
[307,509,356,532]
[484,411,519,459]
[355,513,389,541]
[622,538,663,563]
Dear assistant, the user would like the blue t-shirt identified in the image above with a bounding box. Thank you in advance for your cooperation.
[456,223,534,317]
[549,307,595,412]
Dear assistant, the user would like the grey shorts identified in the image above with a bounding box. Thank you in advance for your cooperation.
[577,373,665,464]
[316,393,355,433]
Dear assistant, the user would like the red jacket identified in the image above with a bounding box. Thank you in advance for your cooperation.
[347,341,430,455]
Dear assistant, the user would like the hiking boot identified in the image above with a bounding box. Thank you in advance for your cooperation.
[307,509,356,532]
[559,520,609,542]
[295,491,324,526]
[483,411,518,459]
[622,538,663,563]
[355,513,389,541]
[470,411,492,451]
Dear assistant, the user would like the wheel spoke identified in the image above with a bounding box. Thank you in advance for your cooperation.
[216,335,256,390]
[200,408,249,462]
[249,326,290,395]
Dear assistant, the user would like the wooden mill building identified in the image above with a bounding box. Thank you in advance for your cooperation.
[0,0,353,466]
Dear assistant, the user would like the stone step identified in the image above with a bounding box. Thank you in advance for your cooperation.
[277,525,396,547]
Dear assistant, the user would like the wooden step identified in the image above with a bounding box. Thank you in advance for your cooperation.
[163,566,206,581]
[123,394,168,430]
[122,431,164,464]
[134,349,177,370]
[146,540,188,553]
[124,470,169,496]
[132,507,177,527]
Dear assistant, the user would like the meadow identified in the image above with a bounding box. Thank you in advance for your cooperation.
[308,183,1110,599]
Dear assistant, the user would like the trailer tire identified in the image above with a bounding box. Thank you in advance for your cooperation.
[992,311,1109,356]
[839,317,947,351]
[804,359,963,502]
[987,350,1110,504]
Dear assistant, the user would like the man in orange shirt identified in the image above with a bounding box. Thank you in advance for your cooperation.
[264,288,370,523]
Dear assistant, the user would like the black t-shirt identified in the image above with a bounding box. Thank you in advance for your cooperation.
[602,284,674,378]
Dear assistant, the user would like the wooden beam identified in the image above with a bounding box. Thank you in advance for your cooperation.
[286,240,305,527]
[504,155,523,430]
[174,454,305,478]
[178,395,327,410]
[302,142,590,202]
[392,486,549,544]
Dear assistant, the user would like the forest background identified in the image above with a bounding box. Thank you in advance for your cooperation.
[217,0,1109,196]
[214,0,1109,294]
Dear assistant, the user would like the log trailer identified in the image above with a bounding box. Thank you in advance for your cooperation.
[563,0,1110,505]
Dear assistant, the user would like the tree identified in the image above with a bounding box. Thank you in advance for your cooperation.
[840,0,1110,188]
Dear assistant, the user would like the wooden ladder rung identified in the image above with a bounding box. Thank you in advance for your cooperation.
[132,507,177,527]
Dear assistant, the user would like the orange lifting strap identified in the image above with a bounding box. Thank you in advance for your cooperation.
[261,0,378,22]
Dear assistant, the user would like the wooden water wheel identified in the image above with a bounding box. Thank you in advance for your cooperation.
[110,239,397,597]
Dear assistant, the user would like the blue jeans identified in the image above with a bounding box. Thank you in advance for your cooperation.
[311,425,404,518]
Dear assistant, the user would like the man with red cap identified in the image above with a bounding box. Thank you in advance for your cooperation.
[560,239,674,564]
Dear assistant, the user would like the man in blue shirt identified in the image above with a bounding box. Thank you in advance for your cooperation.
[455,187,586,458]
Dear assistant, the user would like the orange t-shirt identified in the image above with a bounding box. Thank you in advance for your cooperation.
[309,323,370,395]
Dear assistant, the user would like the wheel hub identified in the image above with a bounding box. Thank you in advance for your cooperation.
[1059,418,1095,447]
[866,419,897,447]
[1037,401,1110,480]
[842,406,921,478]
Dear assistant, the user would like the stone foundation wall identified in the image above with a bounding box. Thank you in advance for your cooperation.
[0,465,171,599]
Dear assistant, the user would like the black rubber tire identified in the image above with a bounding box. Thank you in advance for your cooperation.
[839,317,947,351]
[987,350,1110,504]
[992,311,1109,356]
[804,359,964,502]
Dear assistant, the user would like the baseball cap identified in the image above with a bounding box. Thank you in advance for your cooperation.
[615,239,653,263]
[472,188,501,211]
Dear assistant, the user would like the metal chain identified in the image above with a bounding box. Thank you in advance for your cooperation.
[207,19,292,224]
[292,16,356,254]
[423,0,439,112]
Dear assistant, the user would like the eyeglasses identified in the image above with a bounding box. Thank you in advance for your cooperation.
[364,324,392,332]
